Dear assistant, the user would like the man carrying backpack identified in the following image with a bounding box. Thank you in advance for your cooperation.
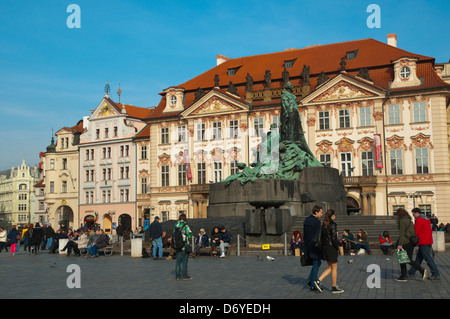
[172,213,193,280]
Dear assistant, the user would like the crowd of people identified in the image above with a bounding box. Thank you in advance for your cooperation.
[0,222,111,258]
[298,205,442,294]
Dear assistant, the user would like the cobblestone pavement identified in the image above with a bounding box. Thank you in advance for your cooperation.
[0,249,449,301]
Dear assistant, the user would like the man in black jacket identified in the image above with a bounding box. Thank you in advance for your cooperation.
[149,216,164,260]
[303,205,323,292]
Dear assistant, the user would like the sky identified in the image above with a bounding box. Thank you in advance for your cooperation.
[0,0,449,170]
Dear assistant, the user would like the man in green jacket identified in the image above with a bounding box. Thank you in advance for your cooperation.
[173,213,193,280]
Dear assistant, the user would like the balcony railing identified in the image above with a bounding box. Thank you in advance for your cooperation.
[343,175,378,185]
[190,183,210,193]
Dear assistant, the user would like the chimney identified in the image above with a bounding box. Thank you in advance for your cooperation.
[387,33,397,47]
[216,54,230,66]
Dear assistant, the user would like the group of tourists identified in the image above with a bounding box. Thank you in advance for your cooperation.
[300,205,441,294]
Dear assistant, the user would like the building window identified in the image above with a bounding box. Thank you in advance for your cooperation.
[178,164,187,186]
[170,95,177,106]
[346,50,359,60]
[284,59,296,69]
[120,189,129,202]
[18,204,27,211]
[161,211,169,222]
[415,148,429,174]
[388,104,401,125]
[161,165,170,187]
[213,122,222,140]
[161,127,170,144]
[227,67,239,76]
[141,177,147,194]
[178,126,186,143]
[196,123,206,141]
[18,194,27,200]
[62,181,67,193]
[339,109,351,128]
[359,107,371,127]
[229,120,239,138]
[272,116,280,128]
[390,149,403,175]
[50,159,55,170]
[141,145,147,160]
[340,153,352,176]
[361,151,374,176]
[318,111,330,130]
[197,162,206,184]
[96,129,100,139]
[320,154,331,167]
[104,127,109,138]
[50,181,54,193]
[400,66,411,79]
[62,158,67,170]
[114,126,118,137]
[413,102,426,122]
[419,205,432,216]
[230,160,239,175]
[214,162,223,183]
[254,117,264,137]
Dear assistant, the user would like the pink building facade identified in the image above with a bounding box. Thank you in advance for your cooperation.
[78,94,152,234]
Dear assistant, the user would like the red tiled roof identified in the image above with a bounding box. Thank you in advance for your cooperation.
[134,124,150,139]
[105,97,153,120]
[149,38,449,120]
[57,119,84,134]
[34,179,45,188]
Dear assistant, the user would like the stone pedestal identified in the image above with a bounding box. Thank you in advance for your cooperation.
[432,231,446,252]
[208,166,346,218]
[244,208,292,246]
[131,238,142,257]
[59,239,69,255]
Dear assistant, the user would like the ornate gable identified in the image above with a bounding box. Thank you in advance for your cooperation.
[91,99,121,119]
[313,81,375,102]
[181,89,248,118]
[300,73,385,105]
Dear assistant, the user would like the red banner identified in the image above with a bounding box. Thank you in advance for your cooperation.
[184,148,192,180]
[374,134,383,169]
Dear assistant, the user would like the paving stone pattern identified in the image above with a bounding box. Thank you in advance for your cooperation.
[0,249,449,299]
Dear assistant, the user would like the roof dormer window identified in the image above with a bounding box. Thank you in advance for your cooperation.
[227,67,240,76]
[170,95,177,106]
[346,50,359,60]
[400,66,411,79]
[284,59,296,69]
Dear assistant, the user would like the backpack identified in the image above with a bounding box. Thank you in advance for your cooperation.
[171,227,185,250]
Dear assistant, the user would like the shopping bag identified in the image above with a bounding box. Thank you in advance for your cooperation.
[295,248,301,257]
[397,249,410,264]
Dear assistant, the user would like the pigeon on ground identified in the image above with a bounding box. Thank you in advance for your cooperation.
[347,259,355,264]
[266,256,275,261]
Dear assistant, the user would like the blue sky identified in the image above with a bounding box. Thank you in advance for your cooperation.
[0,0,449,170]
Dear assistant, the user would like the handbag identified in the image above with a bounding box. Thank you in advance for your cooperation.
[300,252,312,266]
[409,235,419,246]
[397,249,410,264]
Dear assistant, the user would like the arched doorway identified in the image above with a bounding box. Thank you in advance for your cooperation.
[118,214,132,235]
[84,215,96,229]
[56,205,74,228]
[103,214,112,234]
[346,197,360,215]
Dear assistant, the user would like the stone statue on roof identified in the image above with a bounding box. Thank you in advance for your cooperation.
[214,74,220,87]
[282,67,289,84]
[301,65,310,84]
[246,73,254,91]
[264,70,271,88]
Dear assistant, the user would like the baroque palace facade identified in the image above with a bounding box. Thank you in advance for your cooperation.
[36,35,450,231]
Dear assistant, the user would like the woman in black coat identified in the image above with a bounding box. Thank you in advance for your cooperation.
[31,223,45,255]
[317,209,344,294]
